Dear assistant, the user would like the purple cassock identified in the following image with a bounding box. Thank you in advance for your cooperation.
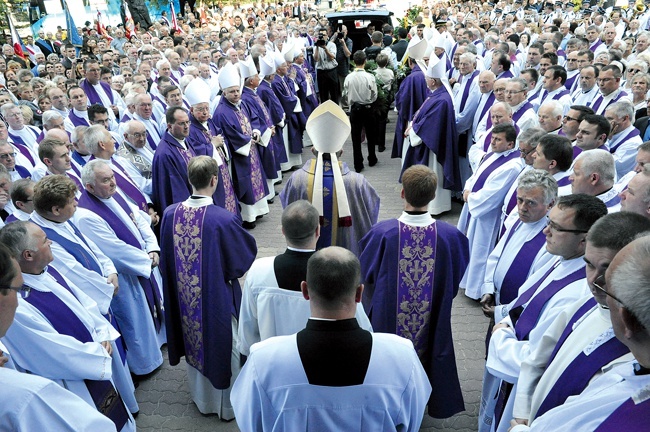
[151,131,196,213]
[401,86,461,191]
[240,87,278,181]
[258,80,289,171]
[291,63,319,119]
[272,74,306,155]
[159,200,257,389]
[211,98,269,206]
[358,217,469,419]
[186,115,240,216]
[391,64,429,159]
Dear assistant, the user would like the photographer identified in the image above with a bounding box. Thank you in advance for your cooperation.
[335,25,353,103]
[313,26,340,104]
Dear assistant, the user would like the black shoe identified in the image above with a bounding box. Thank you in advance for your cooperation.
[242,221,256,229]
[355,166,364,173]
[378,146,386,152]
[369,159,378,167]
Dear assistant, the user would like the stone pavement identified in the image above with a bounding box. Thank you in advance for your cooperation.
[135,109,487,431]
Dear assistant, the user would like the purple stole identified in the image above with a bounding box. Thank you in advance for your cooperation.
[396,220,437,357]
[590,39,603,53]
[551,88,570,101]
[459,70,479,111]
[483,125,521,152]
[197,127,238,215]
[8,129,38,166]
[91,156,149,213]
[71,151,87,170]
[479,92,496,129]
[77,191,163,332]
[68,110,90,127]
[498,220,548,305]
[513,102,533,124]
[594,383,650,431]
[24,269,129,430]
[556,173,571,187]
[510,266,585,341]
[171,204,207,372]
[234,109,267,202]
[565,73,579,93]
[37,222,103,274]
[603,191,622,207]
[610,128,640,153]
[15,165,31,179]
[591,90,628,113]
[536,301,629,418]
[80,79,115,105]
[471,151,521,193]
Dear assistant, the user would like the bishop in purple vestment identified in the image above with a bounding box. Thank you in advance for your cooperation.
[392,63,430,159]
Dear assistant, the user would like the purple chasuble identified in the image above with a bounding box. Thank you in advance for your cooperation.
[498,220,548,305]
[396,221,437,357]
[171,204,207,373]
[511,266,585,340]
[392,64,429,159]
[24,272,129,430]
[77,191,164,331]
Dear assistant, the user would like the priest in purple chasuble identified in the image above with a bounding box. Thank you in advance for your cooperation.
[270,51,305,171]
[258,54,289,175]
[212,62,269,228]
[239,56,280,201]
[184,78,240,216]
[457,123,525,300]
[160,156,257,419]
[359,165,469,419]
[151,107,197,215]
[508,235,650,432]
[280,101,380,257]
[391,38,430,159]
[401,55,460,216]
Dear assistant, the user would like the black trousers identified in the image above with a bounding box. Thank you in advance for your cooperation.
[350,104,377,171]
[317,68,340,104]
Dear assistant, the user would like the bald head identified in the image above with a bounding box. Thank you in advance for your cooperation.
[45,128,71,145]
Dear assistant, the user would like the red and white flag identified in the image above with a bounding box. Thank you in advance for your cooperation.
[170,1,183,33]
[5,12,27,62]
[96,10,113,42]
[123,1,136,39]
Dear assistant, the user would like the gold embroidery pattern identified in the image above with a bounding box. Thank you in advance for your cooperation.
[220,163,239,214]
[397,223,437,357]
[249,144,266,202]
[172,204,205,371]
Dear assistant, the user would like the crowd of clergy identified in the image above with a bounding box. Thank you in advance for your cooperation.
[0,0,650,430]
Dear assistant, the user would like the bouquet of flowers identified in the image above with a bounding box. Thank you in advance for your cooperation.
[401,5,423,29]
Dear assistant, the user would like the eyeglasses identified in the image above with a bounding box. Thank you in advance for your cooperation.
[519,146,536,157]
[628,69,642,73]
[0,152,16,160]
[564,115,579,122]
[597,77,614,83]
[546,216,589,234]
[0,284,31,298]
[592,274,625,306]
[129,131,147,138]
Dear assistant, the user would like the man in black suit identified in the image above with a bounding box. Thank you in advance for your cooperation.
[232,246,432,431]
[390,27,409,63]
[34,30,58,56]
[634,115,650,141]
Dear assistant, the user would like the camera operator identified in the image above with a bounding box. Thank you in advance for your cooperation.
[313,26,340,104]
[335,25,353,105]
